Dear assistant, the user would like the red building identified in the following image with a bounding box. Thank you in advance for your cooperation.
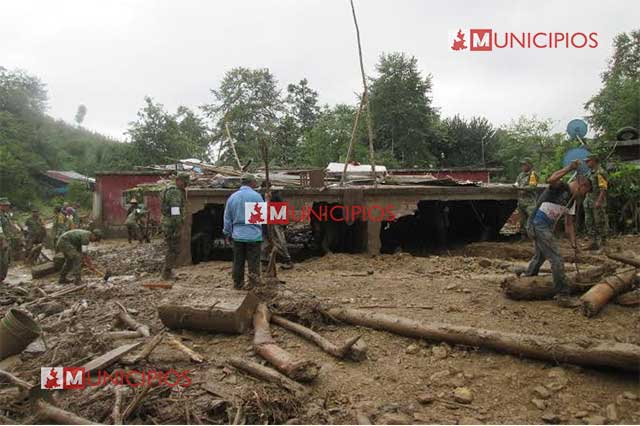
[93,171,169,237]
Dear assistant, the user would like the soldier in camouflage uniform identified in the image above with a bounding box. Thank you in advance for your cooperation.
[161,173,190,280]
[56,229,102,285]
[0,198,14,283]
[125,198,143,243]
[583,154,608,250]
[514,157,540,238]
[52,206,69,250]
[24,207,47,264]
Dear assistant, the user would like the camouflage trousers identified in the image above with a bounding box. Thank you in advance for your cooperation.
[583,200,608,246]
[127,223,140,243]
[57,240,82,284]
[0,243,9,282]
[517,201,535,236]
[162,225,181,278]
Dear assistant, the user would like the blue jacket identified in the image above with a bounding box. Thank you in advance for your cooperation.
[223,186,264,242]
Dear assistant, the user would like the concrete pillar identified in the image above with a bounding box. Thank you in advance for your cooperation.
[366,220,381,255]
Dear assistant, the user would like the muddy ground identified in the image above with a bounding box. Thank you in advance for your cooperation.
[1,235,639,425]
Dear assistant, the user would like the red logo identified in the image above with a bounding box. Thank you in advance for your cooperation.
[470,29,492,51]
[244,202,396,224]
[450,29,467,50]
[41,367,191,389]
[248,203,265,224]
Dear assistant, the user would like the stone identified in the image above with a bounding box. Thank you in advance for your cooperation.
[605,404,618,422]
[378,403,400,413]
[533,385,552,399]
[531,398,547,410]
[541,413,562,424]
[453,387,473,404]
[417,393,435,405]
[574,411,589,419]
[405,344,420,355]
[623,391,638,400]
[446,284,458,290]
[432,345,448,360]
[584,415,606,425]
[478,258,492,268]
[430,369,450,381]
[376,413,412,425]
[459,416,482,424]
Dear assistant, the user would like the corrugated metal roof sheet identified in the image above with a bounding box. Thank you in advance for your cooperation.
[43,170,96,184]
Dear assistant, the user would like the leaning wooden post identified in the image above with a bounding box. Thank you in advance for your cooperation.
[225,121,243,171]
[341,96,365,186]
[349,0,377,187]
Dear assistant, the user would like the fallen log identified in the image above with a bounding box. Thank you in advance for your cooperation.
[115,302,150,337]
[253,304,319,382]
[580,269,637,317]
[271,314,362,360]
[35,399,99,425]
[324,307,640,372]
[166,335,205,363]
[501,266,612,300]
[228,358,307,396]
[606,252,640,268]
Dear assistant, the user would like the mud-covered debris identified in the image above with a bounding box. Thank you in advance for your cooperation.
[453,387,473,404]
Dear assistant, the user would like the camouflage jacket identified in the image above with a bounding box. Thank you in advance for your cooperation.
[515,170,540,204]
[161,186,186,228]
[25,216,46,239]
[0,212,12,243]
[58,229,92,250]
[585,166,608,206]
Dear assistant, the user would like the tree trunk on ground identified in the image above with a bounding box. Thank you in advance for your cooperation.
[271,314,363,360]
[501,266,612,300]
[253,304,319,382]
[228,358,307,396]
[580,269,637,317]
[606,253,640,268]
[35,400,99,425]
[323,307,640,372]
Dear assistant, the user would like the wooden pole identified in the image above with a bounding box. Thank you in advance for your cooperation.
[225,122,243,171]
[324,307,640,372]
[606,252,640,268]
[228,358,307,396]
[349,0,377,187]
[341,96,365,186]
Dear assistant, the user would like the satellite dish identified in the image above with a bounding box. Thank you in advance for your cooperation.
[563,147,591,176]
[566,119,588,140]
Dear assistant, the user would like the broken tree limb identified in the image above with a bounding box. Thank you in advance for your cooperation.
[166,335,205,363]
[126,331,166,364]
[35,399,99,425]
[111,386,126,425]
[103,330,143,340]
[115,302,150,337]
[324,307,640,372]
[228,358,307,396]
[122,385,151,422]
[0,369,34,390]
[271,314,362,360]
[501,266,613,300]
[580,269,637,317]
[22,284,87,308]
[253,304,319,382]
[606,252,640,268]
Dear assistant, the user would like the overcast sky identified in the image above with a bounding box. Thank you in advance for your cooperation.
[1,0,638,140]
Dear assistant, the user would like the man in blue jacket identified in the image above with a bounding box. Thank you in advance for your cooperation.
[223,174,264,289]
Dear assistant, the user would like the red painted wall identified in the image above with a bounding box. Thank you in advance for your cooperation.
[96,174,166,231]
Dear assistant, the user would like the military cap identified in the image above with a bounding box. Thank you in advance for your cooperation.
[519,157,533,166]
[176,172,191,183]
[0,197,11,206]
[241,173,257,185]
[585,153,600,162]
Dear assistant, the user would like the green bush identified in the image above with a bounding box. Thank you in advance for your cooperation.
[608,163,640,233]
[66,181,93,209]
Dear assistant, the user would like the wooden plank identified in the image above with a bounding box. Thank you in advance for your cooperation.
[81,343,143,374]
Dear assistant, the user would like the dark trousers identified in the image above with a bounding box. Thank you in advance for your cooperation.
[525,223,568,295]
[232,241,261,289]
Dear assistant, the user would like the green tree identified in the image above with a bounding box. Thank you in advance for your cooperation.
[75,104,87,126]
[368,52,439,166]
[127,97,209,165]
[205,67,282,167]
[436,115,496,168]
[586,30,640,139]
